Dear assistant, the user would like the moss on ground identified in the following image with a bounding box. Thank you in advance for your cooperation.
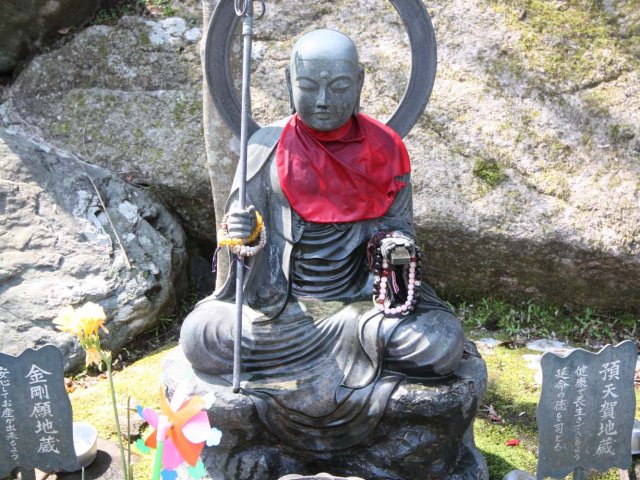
[69,344,175,477]
[477,346,539,477]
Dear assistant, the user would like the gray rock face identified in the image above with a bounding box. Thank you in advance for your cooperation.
[3,0,639,312]
[163,343,488,480]
[0,0,100,74]
[0,126,188,371]
[0,15,214,241]
[411,0,639,312]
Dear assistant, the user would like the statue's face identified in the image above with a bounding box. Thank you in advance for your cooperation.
[290,58,360,131]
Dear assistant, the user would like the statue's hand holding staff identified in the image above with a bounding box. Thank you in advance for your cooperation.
[226,205,258,240]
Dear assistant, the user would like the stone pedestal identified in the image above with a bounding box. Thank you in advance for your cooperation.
[163,342,488,480]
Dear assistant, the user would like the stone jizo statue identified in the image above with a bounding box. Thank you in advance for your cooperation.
[180,29,465,452]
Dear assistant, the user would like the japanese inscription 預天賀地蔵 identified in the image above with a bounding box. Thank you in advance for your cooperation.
[0,346,79,476]
[537,340,637,479]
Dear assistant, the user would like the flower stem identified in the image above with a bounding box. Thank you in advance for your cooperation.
[106,358,129,480]
[127,396,133,480]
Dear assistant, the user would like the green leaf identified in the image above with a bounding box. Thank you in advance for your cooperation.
[135,438,152,454]
[187,459,206,479]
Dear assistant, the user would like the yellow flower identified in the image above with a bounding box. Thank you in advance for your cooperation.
[53,305,83,338]
[54,301,109,358]
[85,347,103,368]
[76,302,109,337]
[54,302,110,370]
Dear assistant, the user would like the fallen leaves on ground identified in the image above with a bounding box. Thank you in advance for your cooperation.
[480,404,505,423]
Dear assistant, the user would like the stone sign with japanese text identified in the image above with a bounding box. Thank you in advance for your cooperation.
[0,345,79,476]
[536,340,637,479]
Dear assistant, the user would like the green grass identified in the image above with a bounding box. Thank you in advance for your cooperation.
[69,344,176,478]
[454,298,639,348]
[476,346,539,477]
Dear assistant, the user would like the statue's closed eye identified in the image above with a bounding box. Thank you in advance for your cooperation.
[296,79,319,91]
[329,80,352,92]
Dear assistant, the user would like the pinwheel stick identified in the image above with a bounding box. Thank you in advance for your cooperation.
[152,415,171,480]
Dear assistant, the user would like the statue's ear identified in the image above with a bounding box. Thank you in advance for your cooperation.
[285,65,296,114]
[354,65,365,114]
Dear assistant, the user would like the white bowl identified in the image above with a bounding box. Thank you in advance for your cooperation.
[73,422,98,468]
[502,471,535,480]
[632,418,640,455]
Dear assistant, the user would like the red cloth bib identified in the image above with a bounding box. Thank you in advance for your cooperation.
[276,113,411,223]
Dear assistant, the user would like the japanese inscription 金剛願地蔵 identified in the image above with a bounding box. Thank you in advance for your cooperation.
[0,346,79,476]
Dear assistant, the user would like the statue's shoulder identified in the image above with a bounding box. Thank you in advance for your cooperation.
[230,117,289,192]
[248,117,289,148]
[245,116,289,182]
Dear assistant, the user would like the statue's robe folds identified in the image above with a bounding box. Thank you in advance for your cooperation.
[181,118,464,452]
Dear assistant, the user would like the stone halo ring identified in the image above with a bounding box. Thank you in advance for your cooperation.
[204,0,437,139]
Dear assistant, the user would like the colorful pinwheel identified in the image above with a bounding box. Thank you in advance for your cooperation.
[137,387,222,480]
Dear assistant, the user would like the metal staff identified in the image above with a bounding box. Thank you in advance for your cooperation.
[232,0,256,393]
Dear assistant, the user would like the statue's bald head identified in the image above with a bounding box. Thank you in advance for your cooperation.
[290,29,359,70]
[287,30,364,131]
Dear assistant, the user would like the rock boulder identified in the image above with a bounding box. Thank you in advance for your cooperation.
[0,0,100,74]
[0,126,188,371]
[0,15,214,241]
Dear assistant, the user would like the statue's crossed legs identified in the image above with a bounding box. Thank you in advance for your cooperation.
[181,297,464,379]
